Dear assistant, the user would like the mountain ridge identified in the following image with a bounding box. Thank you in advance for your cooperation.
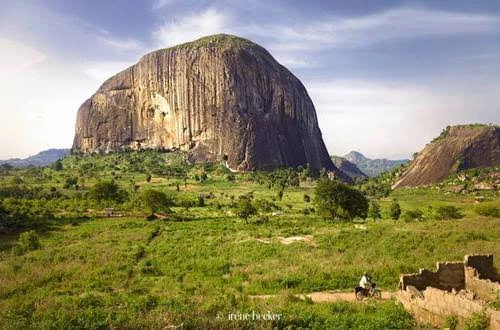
[0,149,70,168]
[344,151,409,177]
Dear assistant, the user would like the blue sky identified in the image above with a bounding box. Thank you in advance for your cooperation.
[1,0,499,159]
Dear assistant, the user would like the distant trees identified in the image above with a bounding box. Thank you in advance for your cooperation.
[314,180,368,221]
[390,201,401,220]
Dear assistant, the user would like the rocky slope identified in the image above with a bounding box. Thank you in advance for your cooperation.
[0,149,70,168]
[330,156,368,181]
[392,125,499,188]
[344,151,409,177]
[73,34,338,173]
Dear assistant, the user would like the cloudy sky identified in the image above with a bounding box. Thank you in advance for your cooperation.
[1,0,499,160]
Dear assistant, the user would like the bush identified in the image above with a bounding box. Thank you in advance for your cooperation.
[435,205,463,220]
[140,189,173,214]
[314,180,368,221]
[464,312,489,330]
[475,204,500,218]
[303,194,311,203]
[88,180,128,203]
[390,201,401,220]
[444,315,458,330]
[235,196,257,224]
[368,200,381,220]
[254,199,280,212]
[17,230,41,252]
[402,209,424,221]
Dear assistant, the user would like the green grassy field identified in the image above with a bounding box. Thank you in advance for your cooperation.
[0,152,498,329]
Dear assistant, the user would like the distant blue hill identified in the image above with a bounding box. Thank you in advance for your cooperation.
[0,148,70,168]
[344,151,409,177]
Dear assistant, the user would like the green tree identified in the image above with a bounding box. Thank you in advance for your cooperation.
[88,180,127,203]
[390,201,401,220]
[368,200,381,220]
[140,189,173,214]
[235,196,257,224]
[52,159,63,171]
[314,180,368,221]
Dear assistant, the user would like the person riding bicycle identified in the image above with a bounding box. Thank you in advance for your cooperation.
[359,272,373,295]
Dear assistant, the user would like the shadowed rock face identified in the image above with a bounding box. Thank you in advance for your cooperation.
[72,34,337,173]
[392,125,500,188]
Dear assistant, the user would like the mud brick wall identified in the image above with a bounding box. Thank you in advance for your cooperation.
[464,254,500,281]
[400,262,465,291]
[465,267,500,301]
[397,287,500,329]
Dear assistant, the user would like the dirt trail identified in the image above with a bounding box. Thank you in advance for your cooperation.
[251,290,395,303]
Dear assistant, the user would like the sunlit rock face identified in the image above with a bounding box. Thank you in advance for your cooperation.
[73,34,337,172]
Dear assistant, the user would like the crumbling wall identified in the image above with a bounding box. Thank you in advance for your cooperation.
[465,254,500,281]
[397,254,500,329]
[397,287,500,329]
[400,262,464,291]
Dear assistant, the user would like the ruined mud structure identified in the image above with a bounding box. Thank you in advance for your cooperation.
[397,254,500,328]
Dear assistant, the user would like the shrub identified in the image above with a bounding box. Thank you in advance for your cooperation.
[368,200,381,220]
[402,209,424,221]
[475,204,500,218]
[444,315,458,330]
[235,196,257,224]
[435,205,463,220]
[17,230,41,252]
[88,180,128,203]
[140,189,173,214]
[303,194,311,203]
[390,201,401,220]
[254,199,280,212]
[464,312,489,330]
[314,179,368,221]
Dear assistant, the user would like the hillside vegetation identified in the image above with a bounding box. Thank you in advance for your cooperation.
[0,151,498,328]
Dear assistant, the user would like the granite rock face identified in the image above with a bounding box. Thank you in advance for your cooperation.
[73,34,337,172]
[392,125,499,188]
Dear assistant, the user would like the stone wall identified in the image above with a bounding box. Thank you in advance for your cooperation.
[397,287,500,329]
[397,254,500,329]
[464,254,500,302]
[400,262,465,291]
[465,254,500,281]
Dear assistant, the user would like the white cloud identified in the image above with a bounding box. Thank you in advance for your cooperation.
[152,8,228,47]
[152,0,178,10]
[96,35,144,52]
[251,7,500,51]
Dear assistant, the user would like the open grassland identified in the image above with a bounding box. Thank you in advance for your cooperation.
[0,152,498,328]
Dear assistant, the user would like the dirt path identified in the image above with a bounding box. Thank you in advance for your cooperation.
[250,290,395,303]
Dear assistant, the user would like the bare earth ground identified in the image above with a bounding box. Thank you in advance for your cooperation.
[250,290,395,303]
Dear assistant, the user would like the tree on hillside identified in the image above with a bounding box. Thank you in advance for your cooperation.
[140,189,173,214]
[235,195,257,224]
[314,179,368,221]
[390,201,401,220]
[368,200,381,220]
[88,180,128,203]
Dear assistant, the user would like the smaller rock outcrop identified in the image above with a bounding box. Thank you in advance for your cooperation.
[393,124,499,188]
